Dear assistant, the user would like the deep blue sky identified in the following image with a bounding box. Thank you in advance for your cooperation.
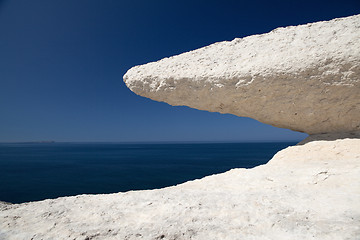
[0,0,359,142]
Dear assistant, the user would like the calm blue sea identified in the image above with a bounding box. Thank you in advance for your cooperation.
[0,142,296,203]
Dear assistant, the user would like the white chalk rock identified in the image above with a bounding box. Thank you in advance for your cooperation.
[124,15,360,134]
[1,138,359,239]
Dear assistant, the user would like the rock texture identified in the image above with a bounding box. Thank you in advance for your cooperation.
[1,15,359,240]
[124,14,360,135]
[1,139,359,239]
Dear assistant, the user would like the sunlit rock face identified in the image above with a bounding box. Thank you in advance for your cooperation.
[124,14,360,135]
[1,139,360,239]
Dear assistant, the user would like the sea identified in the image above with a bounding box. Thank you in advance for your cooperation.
[0,142,297,204]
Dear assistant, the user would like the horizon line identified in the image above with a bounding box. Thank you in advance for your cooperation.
[0,139,303,144]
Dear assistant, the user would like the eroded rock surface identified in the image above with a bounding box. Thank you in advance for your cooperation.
[1,139,359,239]
[124,15,360,135]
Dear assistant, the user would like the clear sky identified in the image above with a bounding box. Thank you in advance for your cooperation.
[0,0,359,142]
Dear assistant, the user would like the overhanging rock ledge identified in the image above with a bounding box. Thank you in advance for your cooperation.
[124,14,360,135]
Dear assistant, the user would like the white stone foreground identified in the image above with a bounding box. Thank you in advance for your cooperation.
[124,14,360,135]
[1,138,359,240]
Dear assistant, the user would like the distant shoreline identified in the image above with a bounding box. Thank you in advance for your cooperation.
[0,141,56,144]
